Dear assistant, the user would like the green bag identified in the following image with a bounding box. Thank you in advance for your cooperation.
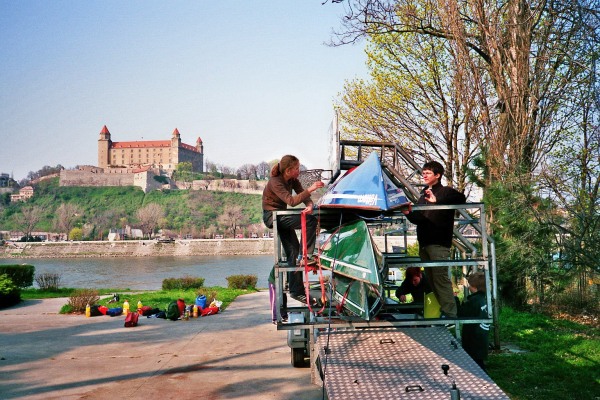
[424,292,441,318]
[166,301,180,321]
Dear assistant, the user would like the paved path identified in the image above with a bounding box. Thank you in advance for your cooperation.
[0,292,325,400]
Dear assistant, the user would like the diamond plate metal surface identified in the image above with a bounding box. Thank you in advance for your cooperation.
[318,327,509,399]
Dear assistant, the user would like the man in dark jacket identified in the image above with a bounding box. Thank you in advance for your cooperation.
[402,161,466,318]
[458,272,490,371]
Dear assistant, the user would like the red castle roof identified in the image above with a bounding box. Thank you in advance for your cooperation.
[102,125,201,152]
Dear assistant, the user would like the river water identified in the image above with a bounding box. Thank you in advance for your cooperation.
[4,255,275,290]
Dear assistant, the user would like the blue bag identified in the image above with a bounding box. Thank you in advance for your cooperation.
[106,307,123,317]
[195,295,207,309]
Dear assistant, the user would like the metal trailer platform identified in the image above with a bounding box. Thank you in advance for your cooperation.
[316,327,509,399]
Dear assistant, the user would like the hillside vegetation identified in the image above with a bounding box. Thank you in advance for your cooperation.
[0,178,263,238]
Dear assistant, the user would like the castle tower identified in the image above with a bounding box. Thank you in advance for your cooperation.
[171,128,181,167]
[97,125,111,168]
[171,128,181,146]
[196,137,204,172]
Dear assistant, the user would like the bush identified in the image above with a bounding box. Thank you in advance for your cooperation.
[226,274,257,289]
[0,274,21,308]
[67,289,100,313]
[162,275,205,290]
[35,272,62,290]
[0,264,35,288]
[69,227,83,241]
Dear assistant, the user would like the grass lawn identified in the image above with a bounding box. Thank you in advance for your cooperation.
[20,286,258,313]
[487,307,600,400]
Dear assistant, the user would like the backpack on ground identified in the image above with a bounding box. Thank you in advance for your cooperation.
[166,301,180,321]
[140,306,155,316]
[124,312,139,327]
[106,307,123,317]
[89,305,103,317]
[177,299,186,316]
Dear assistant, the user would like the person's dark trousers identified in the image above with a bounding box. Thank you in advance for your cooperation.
[276,212,318,296]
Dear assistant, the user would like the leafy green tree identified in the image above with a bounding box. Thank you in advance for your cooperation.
[332,0,600,308]
[336,30,479,192]
[486,179,558,308]
[174,162,194,189]
[334,0,598,183]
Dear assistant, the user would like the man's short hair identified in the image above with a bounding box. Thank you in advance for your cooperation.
[467,272,486,292]
[405,267,422,279]
[422,161,444,177]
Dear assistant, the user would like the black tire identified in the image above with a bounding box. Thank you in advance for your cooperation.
[291,347,305,368]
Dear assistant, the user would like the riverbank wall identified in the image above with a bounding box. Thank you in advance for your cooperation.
[1,239,275,258]
[0,237,412,259]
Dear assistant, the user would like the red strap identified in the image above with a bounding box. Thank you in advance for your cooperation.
[300,210,327,314]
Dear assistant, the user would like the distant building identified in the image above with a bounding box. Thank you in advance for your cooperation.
[10,186,34,202]
[98,125,204,173]
[0,173,11,187]
[108,225,144,241]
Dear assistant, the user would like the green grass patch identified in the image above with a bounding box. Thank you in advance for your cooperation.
[488,307,600,400]
[20,287,132,299]
[113,287,254,313]
[23,286,258,314]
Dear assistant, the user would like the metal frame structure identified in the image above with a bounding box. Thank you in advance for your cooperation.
[272,202,498,346]
[267,136,506,397]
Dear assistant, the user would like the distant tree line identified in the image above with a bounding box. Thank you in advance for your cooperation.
[0,178,264,242]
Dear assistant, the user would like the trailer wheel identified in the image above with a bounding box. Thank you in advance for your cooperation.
[291,347,305,367]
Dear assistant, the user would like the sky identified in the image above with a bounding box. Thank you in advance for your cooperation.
[0,1,367,181]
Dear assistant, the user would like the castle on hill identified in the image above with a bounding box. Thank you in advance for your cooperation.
[98,125,204,172]
[59,126,204,192]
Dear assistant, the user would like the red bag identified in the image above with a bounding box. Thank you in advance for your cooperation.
[201,306,219,317]
[124,312,139,327]
[98,305,108,315]
[140,306,153,316]
[177,299,186,316]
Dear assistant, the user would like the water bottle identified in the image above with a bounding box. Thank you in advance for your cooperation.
[85,304,91,318]
[193,304,198,318]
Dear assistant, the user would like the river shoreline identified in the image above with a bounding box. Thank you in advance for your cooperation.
[1,236,410,259]
[1,238,275,259]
